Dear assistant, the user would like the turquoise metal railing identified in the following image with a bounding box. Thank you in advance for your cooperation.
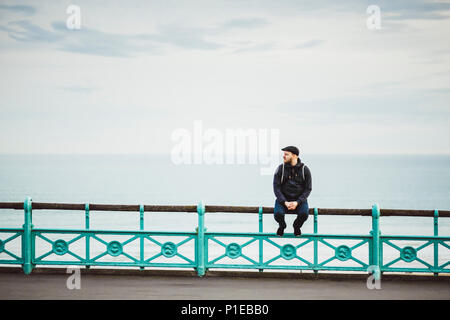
[0,197,449,278]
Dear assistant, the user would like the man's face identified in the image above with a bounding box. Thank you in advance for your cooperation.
[283,151,293,163]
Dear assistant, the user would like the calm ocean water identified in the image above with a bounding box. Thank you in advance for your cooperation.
[0,154,449,269]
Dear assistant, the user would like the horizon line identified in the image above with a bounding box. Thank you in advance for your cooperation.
[1,152,450,156]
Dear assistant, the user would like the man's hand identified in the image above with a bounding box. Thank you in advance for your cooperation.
[290,201,298,210]
[284,201,298,210]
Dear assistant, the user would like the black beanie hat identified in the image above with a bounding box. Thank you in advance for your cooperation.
[281,146,299,156]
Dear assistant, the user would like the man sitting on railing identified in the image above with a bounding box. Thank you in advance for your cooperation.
[273,146,312,236]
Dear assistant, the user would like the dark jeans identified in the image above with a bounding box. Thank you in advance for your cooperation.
[273,199,309,230]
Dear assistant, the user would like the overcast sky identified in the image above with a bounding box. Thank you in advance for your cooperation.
[0,0,449,155]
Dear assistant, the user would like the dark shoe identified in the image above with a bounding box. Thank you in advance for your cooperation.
[294,227,301,237]
[277,226,285,237]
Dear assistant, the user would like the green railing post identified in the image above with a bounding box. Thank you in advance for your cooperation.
[22,196,34,275]
[313,207,318,275]
[258,206,263,272]
[197,200,206,276]
[371,203,381,280]
[434,209,439,276]
[140,204,145,271]
[85,203,90,269]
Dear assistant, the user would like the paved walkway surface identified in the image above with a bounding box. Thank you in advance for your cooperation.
[0,269,449,300]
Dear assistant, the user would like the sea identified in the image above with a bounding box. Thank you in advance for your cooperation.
[0,154,449,271]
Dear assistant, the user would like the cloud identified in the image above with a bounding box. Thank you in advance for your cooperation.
[0,4,36,16]
[50,21,162,57]
[0,20,63,43]
[386,11,450,21]
[293,39,324,49]
[0,19,224,57]
[372,0,450,21]
[0,15,277,57]
[150,24,223,50]
[149,17,271,51]
[221,17,269,29]
[232,42,275,54]
[238,0,450,21]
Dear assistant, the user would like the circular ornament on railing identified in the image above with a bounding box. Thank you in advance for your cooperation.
[335,245,352,261]
[107,241,123,257]
[53,239,69,255]
[281,244,297,260]
[161,242,177,258]
[226,243,242,259]
[400,246,417,262]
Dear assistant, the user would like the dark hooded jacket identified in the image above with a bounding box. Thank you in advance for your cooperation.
[273,159,312,204]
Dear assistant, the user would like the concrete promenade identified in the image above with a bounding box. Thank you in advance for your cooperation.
[0,267,449,300]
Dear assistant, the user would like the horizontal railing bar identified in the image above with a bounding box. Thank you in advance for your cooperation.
[0,201,449,217]
[33,203,198,212]
[0,228,24,232]
[35,261,195,268]
[380,235,450,240]
[0,202,23,209]
[0,260,24,264]
[0,202,198,212]
[205,265,370,272]
[32,229,197,236]
[380,267,449,273]
[205,232,372,239]
[377,209,443,217]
